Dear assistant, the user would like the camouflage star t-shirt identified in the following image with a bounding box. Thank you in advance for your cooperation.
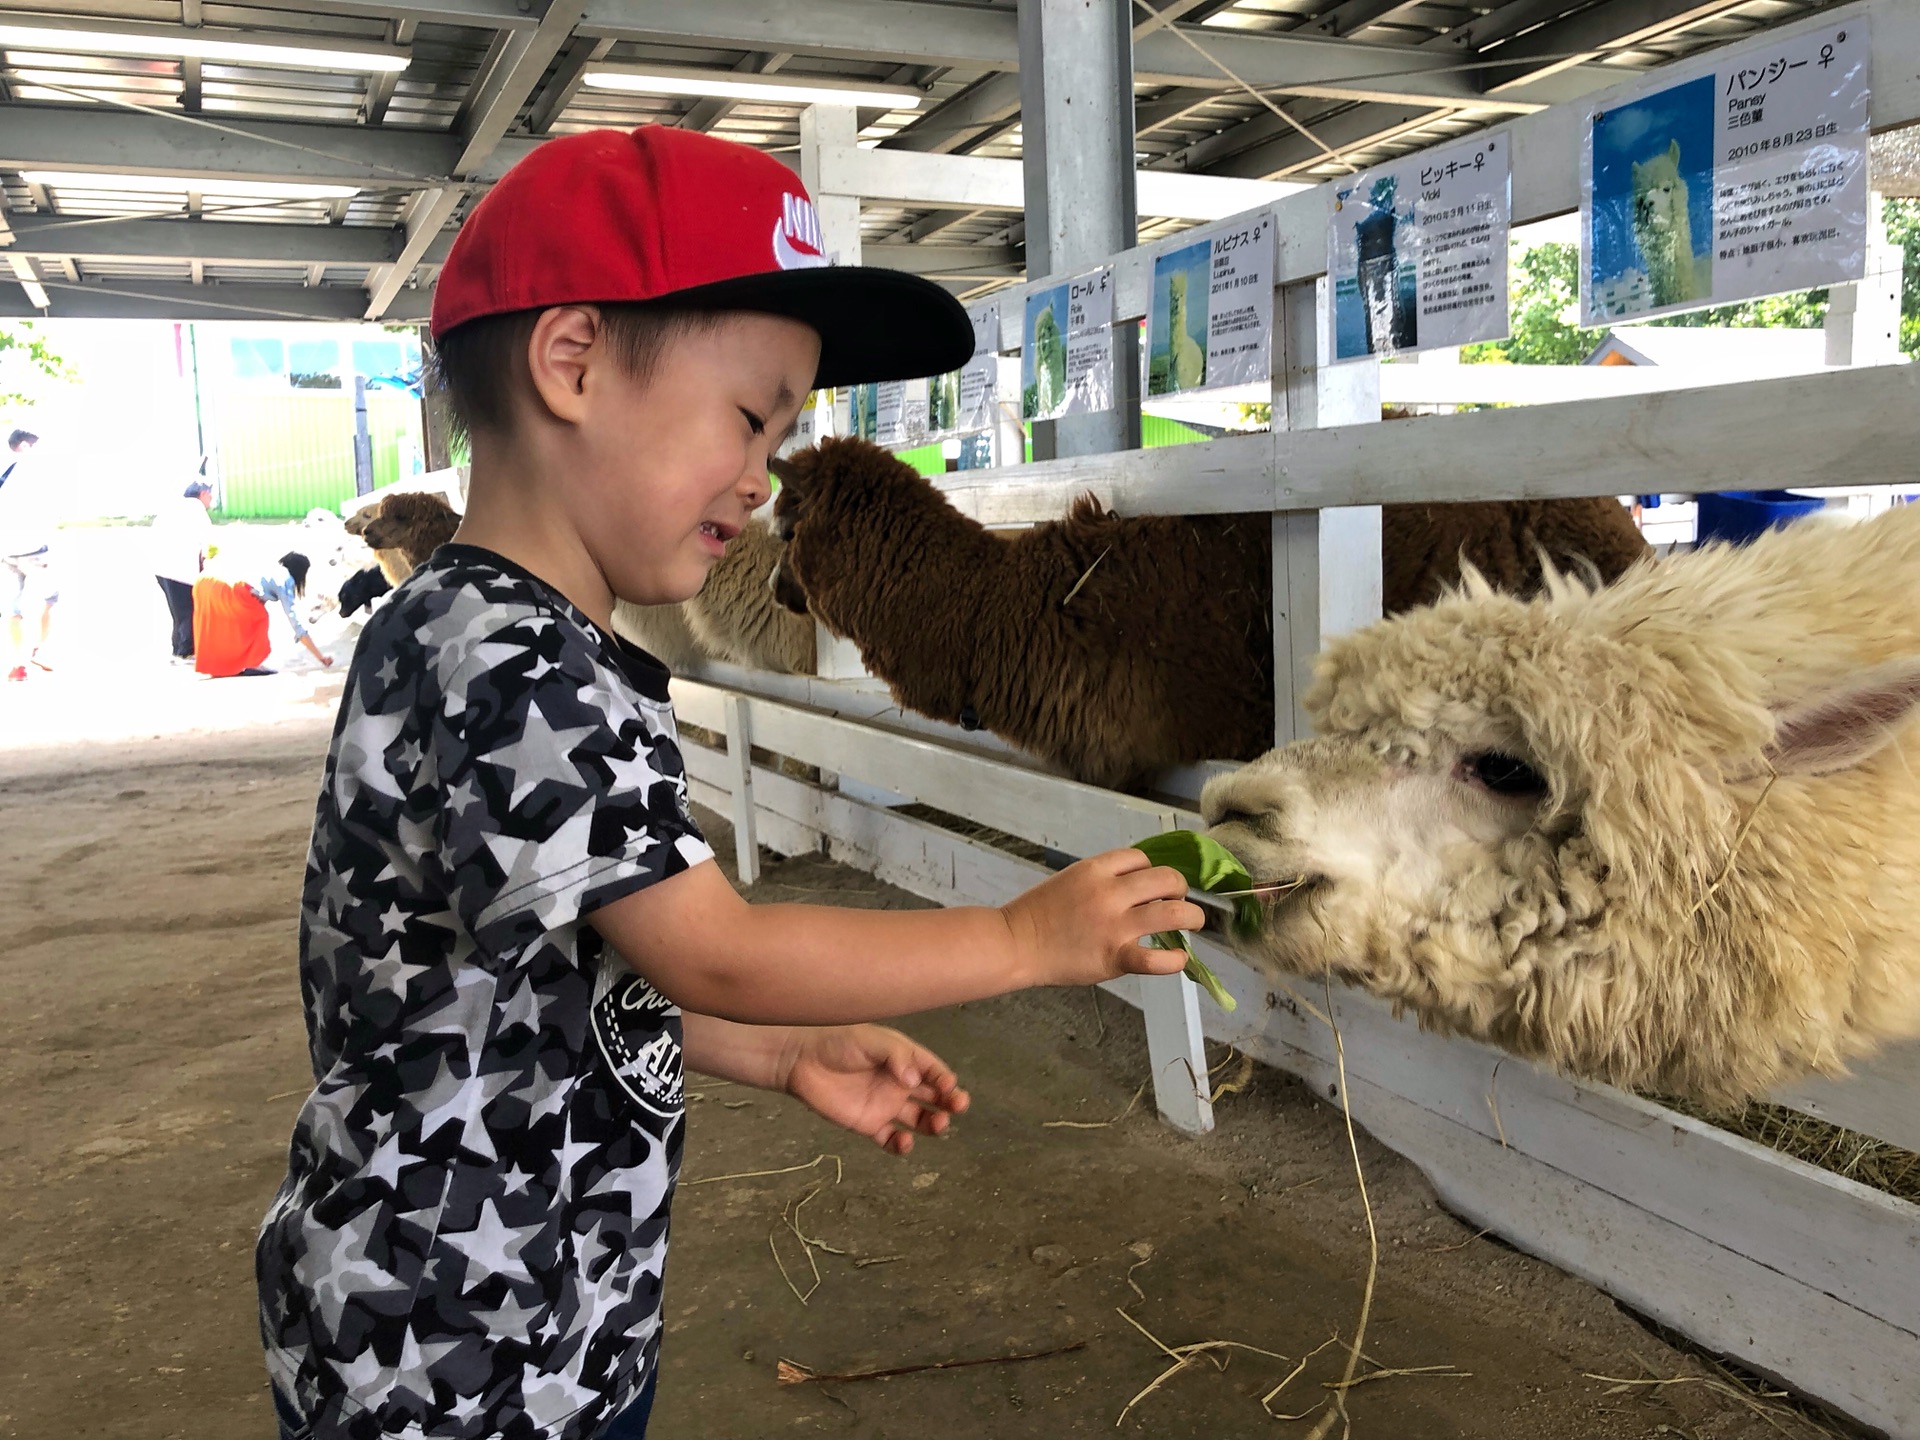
[258,543,713,1439]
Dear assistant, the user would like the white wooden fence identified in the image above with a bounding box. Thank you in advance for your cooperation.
[675,3,1920,1431]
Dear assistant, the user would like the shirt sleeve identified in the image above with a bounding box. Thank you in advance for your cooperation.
[432,613,712,965]
[269,576,309,641]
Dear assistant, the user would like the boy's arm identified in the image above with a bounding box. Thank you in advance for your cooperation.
[590,848,1200,1027]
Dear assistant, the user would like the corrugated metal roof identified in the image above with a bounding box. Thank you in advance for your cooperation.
[0,0,1870,315]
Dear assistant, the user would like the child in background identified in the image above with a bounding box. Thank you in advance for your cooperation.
[257,126,1201,1440]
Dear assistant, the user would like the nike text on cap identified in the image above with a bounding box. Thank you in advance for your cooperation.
[430,125,975,388]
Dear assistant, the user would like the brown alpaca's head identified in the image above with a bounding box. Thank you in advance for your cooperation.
[767,437,943,624]
[360,490,461,559]
[766,451,810,615]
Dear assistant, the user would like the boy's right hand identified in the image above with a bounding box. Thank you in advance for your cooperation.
[1001,849,1205,989]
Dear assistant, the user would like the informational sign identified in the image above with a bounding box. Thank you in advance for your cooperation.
[930,303,1003,438]
[1022,267,1114,420]
[873,379,908,448]
[780,390,829,457]
[845,383,876,442]
[1330,136,1510,361]
[1148,212,1275,396]
[1581,17,1869,324]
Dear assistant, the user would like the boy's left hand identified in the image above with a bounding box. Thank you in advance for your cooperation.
[780,1025,969,1155]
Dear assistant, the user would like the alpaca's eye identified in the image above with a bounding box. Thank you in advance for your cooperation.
[1213,808,1263,828]
[1465,752,1548,798]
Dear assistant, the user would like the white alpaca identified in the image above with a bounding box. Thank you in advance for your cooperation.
[1203,504,1920,1105]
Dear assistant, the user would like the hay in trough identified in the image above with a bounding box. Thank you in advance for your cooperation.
[1658,1096,1920,1207]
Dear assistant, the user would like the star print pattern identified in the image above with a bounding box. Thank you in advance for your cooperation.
[257,545,711,1440]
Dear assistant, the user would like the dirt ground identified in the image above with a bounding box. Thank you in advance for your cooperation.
[0,717,1845,1440]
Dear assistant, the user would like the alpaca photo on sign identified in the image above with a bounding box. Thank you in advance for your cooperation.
[1022,283,1069,419]
[1589,76,1716,318]
[1148,238,1211,395]
[1333,174,1419,359]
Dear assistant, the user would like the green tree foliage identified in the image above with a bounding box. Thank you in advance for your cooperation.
[0,321,76,409]
[1462,242,1606,367]
[1464,199,1920,366]
[1885,197,1920,358]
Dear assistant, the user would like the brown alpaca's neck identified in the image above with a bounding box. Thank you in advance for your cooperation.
[811,480,1001,726]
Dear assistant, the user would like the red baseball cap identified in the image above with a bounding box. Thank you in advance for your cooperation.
[431,125,975,387]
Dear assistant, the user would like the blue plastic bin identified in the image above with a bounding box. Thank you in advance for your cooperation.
[1695,490,1826,545]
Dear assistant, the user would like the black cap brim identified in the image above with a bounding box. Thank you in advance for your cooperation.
[663,266,977,388]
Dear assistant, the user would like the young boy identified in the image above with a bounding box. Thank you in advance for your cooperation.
[257,125,1201,1440]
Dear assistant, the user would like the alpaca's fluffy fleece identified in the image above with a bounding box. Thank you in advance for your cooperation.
[1203,503,1920,1105]
[611,519,815,674]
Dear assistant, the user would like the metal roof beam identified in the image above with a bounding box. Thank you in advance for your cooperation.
[0,277,431,322]
[231,0,540,29]
[364,183,462,319]
[0,103,539,188]
[1197,100,1454,178]
[1465,0,1756,91]
[363,0,585,317]
[454,1,585,173]
[863,241,1021,275]
[3,212,456,266]
[576,0,1600,110]
[528,33,614,133]
[882,73,1023,153]
[1297,0,1428,41]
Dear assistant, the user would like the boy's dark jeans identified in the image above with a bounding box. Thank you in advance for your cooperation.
[272,1373,657,1440]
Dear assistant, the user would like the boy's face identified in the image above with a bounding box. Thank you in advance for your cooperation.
[572,312,818,607]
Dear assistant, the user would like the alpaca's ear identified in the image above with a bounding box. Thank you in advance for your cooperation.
[1667,139,1681,164]
[767,453,801,488]
[1766,658,1920,776]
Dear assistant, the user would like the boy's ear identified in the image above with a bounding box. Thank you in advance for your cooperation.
[524,305,602,424]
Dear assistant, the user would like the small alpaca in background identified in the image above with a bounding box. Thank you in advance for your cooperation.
[348,491,462,587]
[612,519,815,675]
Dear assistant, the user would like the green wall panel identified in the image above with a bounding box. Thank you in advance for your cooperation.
[213,392,425,518]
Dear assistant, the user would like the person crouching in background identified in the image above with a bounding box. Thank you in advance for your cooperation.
[192,551,334,677]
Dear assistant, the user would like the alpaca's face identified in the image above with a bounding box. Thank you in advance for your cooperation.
[1631,144,1687,238]
[1201,581,1757,1086]
[1202,725,1554,1014]
[1198,526,1920,1100]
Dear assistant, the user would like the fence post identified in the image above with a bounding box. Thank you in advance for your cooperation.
[1270,277,1384,741]
[722,694,761,887]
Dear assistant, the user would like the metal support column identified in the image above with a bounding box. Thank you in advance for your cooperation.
[799,104,872,683]
[1018,0,1142,461]
[1021,0,1195,1130]
[799,105,862,265]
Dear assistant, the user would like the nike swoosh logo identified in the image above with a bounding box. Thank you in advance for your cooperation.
[772,218,828,271]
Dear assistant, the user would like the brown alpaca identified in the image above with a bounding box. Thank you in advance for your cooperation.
[770,438,1649,791]
[612,519,816,674]
[354,491,462,587]
[772,439,1273,791]
[1381,498,1648,612]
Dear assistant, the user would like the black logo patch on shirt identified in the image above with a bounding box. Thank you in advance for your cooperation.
[591,974,684,1121]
